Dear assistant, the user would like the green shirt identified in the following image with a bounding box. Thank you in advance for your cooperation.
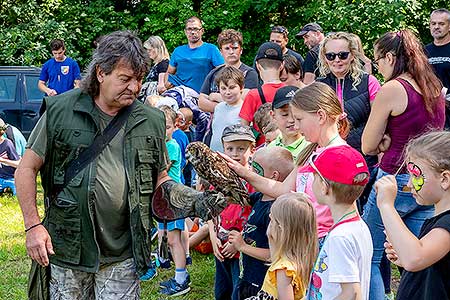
[28,107,132,263]
[267,134,310,162]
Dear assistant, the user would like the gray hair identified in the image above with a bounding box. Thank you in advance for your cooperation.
[80,30,150,98]
[431,8,450,21]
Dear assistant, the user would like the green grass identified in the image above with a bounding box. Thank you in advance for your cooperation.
[0,181,216,300]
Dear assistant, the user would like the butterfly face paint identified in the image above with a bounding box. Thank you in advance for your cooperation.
[407,162,425,192]
[251,160,265,177]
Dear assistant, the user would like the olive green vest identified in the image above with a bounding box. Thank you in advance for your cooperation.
[40,89,166,276]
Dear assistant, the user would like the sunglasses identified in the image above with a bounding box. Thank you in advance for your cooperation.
[271,26,288,35]
[325,51,350,61]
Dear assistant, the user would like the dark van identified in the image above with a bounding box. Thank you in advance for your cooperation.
[0,66,45,139]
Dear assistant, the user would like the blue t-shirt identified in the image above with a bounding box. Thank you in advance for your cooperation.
[168,42,224,93]
[172,129,189,184]
[0,138,20,179]
[240,192,274,286]
[166,138,182,183]
[39,57,81,95]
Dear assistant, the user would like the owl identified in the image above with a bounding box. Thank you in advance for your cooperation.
[186,142,250,206]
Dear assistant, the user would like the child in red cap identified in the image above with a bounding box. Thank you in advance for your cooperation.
[302,144,373,300]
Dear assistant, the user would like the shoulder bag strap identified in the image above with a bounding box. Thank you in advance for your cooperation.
[257,85,266,104]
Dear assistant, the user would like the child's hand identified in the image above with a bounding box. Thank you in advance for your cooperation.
[374,175,398,208]
[384,241,403,267]
[228,231,245,251]
[218,152,251,179]
[211,236,224,262]
[222,241,237,258]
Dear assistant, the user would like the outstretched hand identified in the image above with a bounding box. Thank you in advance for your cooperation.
[26,225,54,266]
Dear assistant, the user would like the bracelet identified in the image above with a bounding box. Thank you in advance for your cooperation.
[25,222,43,233]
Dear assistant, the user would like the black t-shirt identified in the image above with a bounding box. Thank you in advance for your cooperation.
[199,63,258,95]
[286,48,304,66]
[396,210,450,300]
[426,42,450,94]
[146,59,169,82]
[303,44,320,77]
[240,192,274,287]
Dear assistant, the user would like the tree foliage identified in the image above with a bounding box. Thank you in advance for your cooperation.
[0,0,446,68]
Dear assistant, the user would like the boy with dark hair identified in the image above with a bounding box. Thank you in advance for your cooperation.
[301,145,373,300]
[228,146,295,299]
[0,119,20,181]
[38,38,81,96]
[268,86,309,161]
[239,42,285,146]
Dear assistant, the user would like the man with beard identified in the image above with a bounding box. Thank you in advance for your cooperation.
[296,23,325,84]
[158,16,224,94]
[198,29,258,113]
[426,8,450,129]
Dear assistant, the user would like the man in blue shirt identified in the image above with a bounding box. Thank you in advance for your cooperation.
[158,16,224,94]
[38,39,81,96]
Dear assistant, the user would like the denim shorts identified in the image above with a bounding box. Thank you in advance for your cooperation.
[157,218,185,231]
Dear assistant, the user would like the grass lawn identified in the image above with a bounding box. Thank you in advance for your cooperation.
[0,181,216,300]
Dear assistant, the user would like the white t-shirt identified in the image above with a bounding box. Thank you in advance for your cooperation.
[210,102,243,152]
[307,218,373,300]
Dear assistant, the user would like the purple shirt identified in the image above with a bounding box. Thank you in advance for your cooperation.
[0,138,19,179]
[380,78,445,174]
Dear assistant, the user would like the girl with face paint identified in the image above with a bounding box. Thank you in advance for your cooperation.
[374,131,450,300]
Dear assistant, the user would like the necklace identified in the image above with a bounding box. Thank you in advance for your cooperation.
[330,209,358,232]
[326,134,340,147]
[335,209,357,224]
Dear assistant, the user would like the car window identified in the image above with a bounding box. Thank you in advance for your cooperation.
[25,75,45,102]
[0,75,17,102]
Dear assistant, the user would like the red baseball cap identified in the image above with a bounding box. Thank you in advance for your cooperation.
[299,145,369,186]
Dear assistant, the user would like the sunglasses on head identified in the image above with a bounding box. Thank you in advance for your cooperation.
[271,26,288,35]
[325,51,350,61]
[308,153,329,186]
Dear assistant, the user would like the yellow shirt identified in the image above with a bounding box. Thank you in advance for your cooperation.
[247,256,305,300]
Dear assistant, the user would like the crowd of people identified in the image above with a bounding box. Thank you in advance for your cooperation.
[10,7,450,300]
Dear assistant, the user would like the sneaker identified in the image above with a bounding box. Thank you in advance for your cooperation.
[186,255,192,265]
[140,266,157,281]
[158,259,171,269]
[160,273,191,289]
[160,277,191,297]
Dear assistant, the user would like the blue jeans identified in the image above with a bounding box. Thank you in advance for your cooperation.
[215,257,240,300]
[362,168,434,300]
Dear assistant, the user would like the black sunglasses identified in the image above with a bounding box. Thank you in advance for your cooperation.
[325,51,350,61]
[271,26,288,35]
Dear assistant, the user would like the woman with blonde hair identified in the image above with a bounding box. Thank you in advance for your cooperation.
[141,35,170,98]
[317,32,380,158]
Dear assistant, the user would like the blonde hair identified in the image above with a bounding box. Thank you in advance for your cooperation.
[405,131,450,174]
[318,32,366,88]
[291,82,350,166]
[268,193,318,290]
[143,35,170,64]
[253,146,294,181]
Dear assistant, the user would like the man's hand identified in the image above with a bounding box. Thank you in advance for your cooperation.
[211,236,224,262]
[47,89,57,96]
[222,240,237,259]
[26,225,54,266]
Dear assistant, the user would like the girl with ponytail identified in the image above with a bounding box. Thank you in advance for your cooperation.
[361,29,445,300]
[224,82,351,244]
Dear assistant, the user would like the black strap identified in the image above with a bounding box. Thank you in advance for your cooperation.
[51,102,136,199]
[5,126,15,148]
[257,85,266,104]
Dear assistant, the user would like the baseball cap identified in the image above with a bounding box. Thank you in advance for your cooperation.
[299,145,369,186]
[296,23,323,37]
[222,124,256,143]
[255,42,283,62]
[272,86,299,110]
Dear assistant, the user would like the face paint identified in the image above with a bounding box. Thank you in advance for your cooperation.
[407,162,425,192]
[251,160,265,176]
